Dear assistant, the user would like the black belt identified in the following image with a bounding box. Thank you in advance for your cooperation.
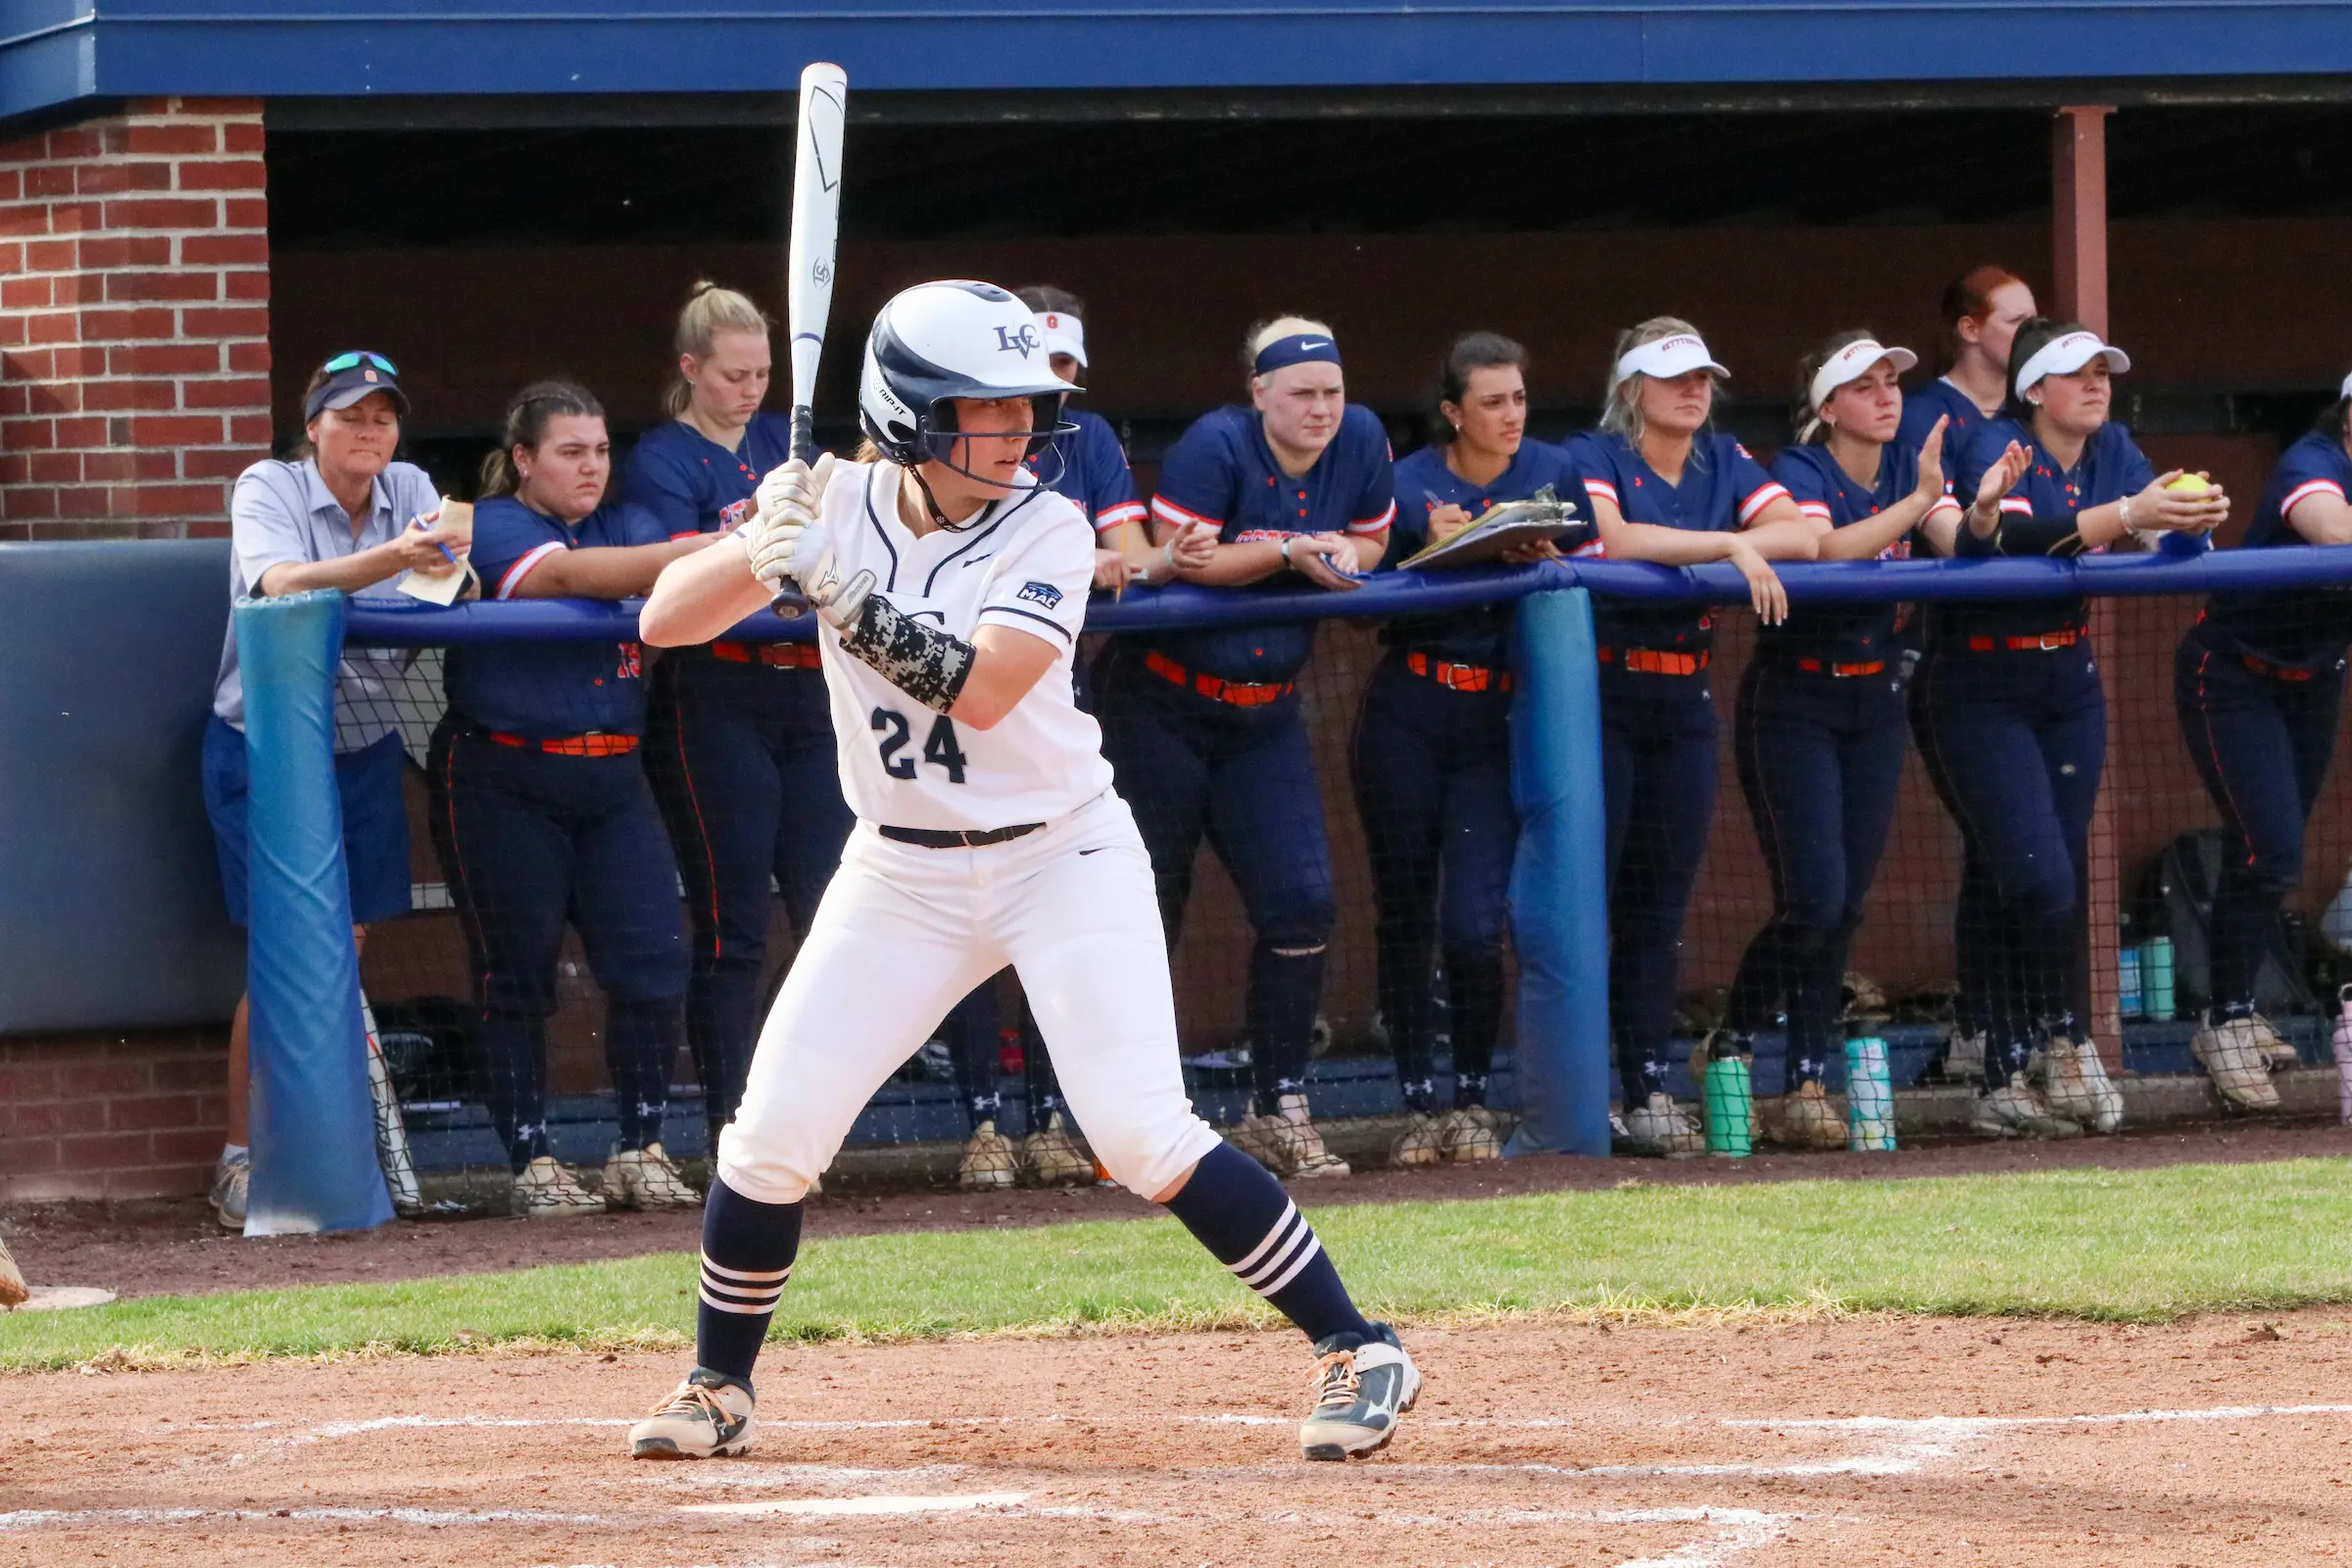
[878,822,1044,849]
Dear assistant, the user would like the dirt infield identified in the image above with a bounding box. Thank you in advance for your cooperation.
[12,1118,2352,1301]
[7,1309,2352,1565]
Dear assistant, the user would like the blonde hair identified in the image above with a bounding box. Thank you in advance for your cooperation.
[1599,315,1711,449]
[663,280,771,418]
[1243,315,1336,381]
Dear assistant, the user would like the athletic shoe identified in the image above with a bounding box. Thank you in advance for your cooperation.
[1617,1092,1705,1158]
[1390,1112,1443,1169]
[0,1235,25,1309]
[2037,1037,2125,1134]
[1436,1104,1504,1163]
[604,1143,701,1209]
[514,1155,606,1218]
[1941,1030,1986,1084]
[1020,1111,1094,1187]
[1298,1322,1419,1461]
[1768,1081,1847,1152]
[956,1119,1019,1192]
[210,1148,250,1231]
[2192,1017,2282,1111]
[628,1369,756,1459]
[2251,1012,2302,1069]
[1274,1094,1351,1178]
[1969,1083,2082,1139]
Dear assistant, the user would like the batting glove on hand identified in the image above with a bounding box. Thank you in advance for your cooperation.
[794,531,876,632]
[742,453,837,587]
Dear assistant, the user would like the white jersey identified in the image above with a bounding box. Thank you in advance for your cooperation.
[810,461,1112,831]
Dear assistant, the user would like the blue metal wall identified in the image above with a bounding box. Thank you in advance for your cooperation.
[5,1,2352,123]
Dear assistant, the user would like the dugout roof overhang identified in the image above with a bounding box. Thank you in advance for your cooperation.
[6,1,2352,130]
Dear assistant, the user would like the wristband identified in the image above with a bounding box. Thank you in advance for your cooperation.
[1280,535,1295,568]
[2119,494,2133,530]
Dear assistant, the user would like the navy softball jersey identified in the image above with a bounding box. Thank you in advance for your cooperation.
[1385,440,1594,666]
[1563,429,1790,655]
[1947,417,2154,637]
[444,497,667,738]
[1146,403,1396,683]
[624,413,797,540]
[1897,377,1999,468]
[2199,429,2352,666]
[1033,407,1147,537]
[1766,442,1928,663]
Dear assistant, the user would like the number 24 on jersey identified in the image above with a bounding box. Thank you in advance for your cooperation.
[872,707,968,784]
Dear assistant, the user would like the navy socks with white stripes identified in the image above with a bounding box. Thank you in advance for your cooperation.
[1161,1141,1372,1346]
[695,1177,802,1391]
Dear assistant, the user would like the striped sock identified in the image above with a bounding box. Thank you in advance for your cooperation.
[695,1177,802,1390]
[1161,1141,1372,1346]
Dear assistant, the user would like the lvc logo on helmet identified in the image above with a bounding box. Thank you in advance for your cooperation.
[994,323,1042,358]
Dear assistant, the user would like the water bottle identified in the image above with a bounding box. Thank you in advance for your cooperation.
[1845,1037,1896,1152]
[2119,945,2142,1019]
[2142,936,2176,1021]
[2333,986,2352,1125]
[1702,1055,1753,1158]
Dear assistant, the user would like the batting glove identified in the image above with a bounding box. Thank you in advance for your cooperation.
[794,531,876,631]
[742,453,837,586]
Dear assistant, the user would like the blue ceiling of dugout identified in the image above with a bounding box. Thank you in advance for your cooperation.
[4,1,2352,122]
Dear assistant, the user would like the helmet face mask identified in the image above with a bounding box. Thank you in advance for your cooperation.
[859,281,1079,492]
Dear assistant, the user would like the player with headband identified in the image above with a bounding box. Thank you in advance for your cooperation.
[1360,331,1590,1167]
[2173,370,2352,1108]
[1899,266,2038,1087]
[1923,322,2225,1137]
[1560,319,1817,1157]
[1704,331,1959,1149]
[935,285,1144,1190]
[624,280,1417,1465]
[1097,316,1395,1179]
[627,282,856,1172]
[430,380,720,1216]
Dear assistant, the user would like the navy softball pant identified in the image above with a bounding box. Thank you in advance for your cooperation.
[428,721,689,1171]
[1349,653,1516,1113]
[1600,667,1718,1102]
[2175,629,2348,1016]
[1911,641,2105,1085]
[643,655,854,1140]
[1726,660,1909,1085]
[1098,652,1336,1112]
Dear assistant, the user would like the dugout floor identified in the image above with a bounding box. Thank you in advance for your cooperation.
[6,1310,2351,1565]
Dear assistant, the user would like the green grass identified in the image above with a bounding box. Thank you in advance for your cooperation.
[8,1157,2352,1372]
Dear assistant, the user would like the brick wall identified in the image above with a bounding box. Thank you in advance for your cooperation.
[0,1030,228,1201]
[0,97,270,541]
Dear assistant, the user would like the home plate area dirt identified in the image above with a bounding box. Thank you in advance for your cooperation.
[8,1313,2352,1566]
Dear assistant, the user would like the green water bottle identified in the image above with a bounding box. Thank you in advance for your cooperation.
[1702,1055,1753,1157]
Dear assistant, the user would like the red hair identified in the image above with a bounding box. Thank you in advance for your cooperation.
[1937,265,2028,371]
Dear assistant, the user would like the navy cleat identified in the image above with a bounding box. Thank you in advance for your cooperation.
[628,1368,755,1459]
[1298,1322,1419,1461]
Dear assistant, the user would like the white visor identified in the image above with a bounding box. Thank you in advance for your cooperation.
[1614,332,1730,387]
[2013,330,2131,400]
[1808,339,1920,413]
[1034,310,1087,368]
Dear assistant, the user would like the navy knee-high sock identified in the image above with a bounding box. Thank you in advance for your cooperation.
[1162,1142,1372,1346]
[696,1177,802,1391]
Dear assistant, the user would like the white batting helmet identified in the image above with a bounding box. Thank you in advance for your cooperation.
[858,280,1077,473]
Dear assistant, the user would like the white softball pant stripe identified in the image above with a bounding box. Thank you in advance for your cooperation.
[716,791,1223,1205]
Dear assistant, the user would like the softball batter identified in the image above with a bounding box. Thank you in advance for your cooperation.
[625,280,1415,1463]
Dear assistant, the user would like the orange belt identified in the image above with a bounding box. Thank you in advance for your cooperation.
[710,640,822,669]
[1404,651,1511,692]
[1794,657,1886,677]
[1597,646,1708,676]
[1964,627,2083,653]
[2238,650,2322,682]
[489,731,639,758]
[1144,650,1294,708]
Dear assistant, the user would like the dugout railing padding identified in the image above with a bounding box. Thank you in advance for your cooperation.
[233,546,2352,1229]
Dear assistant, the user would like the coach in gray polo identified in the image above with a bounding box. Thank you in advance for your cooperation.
[197,350,466,1231]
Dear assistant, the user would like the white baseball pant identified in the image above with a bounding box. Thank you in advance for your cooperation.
[715,790,1224,1204]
